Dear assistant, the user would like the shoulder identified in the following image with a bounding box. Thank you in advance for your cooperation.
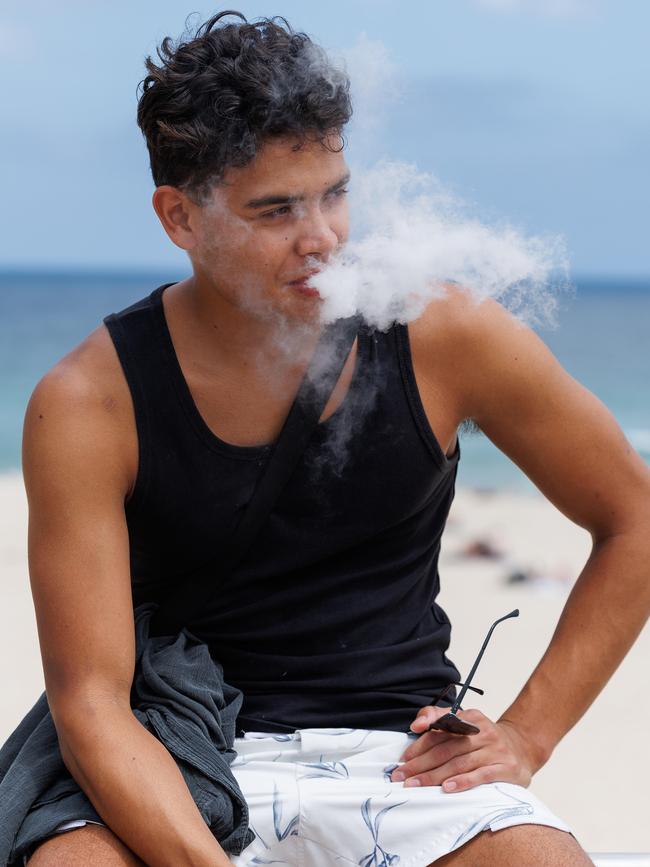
[24,323,138,501]
[27,323,129,424]
[407,282,551,421]
[408,282,527,353]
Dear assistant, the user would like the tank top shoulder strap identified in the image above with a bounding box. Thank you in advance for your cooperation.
[390,321,461,471]
[102,282,176,512]
[103,282,176,412]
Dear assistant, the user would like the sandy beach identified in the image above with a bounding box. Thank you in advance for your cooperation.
[1,471,648,853]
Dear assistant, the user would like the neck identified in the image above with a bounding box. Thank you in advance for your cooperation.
[169,275,322,377]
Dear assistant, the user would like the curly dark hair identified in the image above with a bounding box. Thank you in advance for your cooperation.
[137,10,352,202]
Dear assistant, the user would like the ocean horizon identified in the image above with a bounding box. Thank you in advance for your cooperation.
[1,269,648,491]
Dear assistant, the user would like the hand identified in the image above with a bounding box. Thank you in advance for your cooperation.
[390,705,538,793]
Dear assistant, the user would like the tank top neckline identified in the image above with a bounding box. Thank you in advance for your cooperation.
[149,282,368,460]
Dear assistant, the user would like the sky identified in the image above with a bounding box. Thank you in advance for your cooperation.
[1,0,648,277]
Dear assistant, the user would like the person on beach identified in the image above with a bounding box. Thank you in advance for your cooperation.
[9,11,650,867]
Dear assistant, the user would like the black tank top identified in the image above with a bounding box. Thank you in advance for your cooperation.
[104,283,461,735]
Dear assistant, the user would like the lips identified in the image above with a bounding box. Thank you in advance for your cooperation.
[288,269,320,285]
[287,270,321,297]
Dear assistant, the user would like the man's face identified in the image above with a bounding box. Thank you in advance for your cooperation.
[190,133,350,322]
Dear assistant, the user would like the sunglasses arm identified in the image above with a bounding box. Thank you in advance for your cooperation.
[450,609,519,714]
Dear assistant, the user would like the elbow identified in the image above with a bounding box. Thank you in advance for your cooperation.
[589,484,650,546]
[589,519,650,552]
[48,686,131,764]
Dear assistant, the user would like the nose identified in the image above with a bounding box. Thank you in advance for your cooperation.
[294,205,340,260]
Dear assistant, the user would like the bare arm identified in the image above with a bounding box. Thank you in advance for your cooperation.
[461,298,650,768]
[397,289,650,789]
[24,338,235,867]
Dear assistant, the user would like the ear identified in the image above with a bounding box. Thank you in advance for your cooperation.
[152,185,200,251]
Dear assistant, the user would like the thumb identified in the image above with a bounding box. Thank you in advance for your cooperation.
[410,705,451,732]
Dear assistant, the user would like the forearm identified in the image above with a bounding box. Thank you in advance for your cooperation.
[56,701,234,867]
[498,525,650,771]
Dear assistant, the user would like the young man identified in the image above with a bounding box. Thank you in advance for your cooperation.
[8,11,650,867]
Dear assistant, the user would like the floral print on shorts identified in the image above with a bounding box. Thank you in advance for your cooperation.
[226,727,572,867]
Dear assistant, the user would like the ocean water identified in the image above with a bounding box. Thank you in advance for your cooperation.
[0,271,648,490]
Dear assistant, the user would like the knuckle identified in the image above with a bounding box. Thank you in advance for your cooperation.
[462,708,484,722]
[436,741,462,767]
[448,753,473,776]
[481,765,500,784]
[477,732,494,749]
[459,753,476,774]
[407,760,423,777]
[436,746,455,767]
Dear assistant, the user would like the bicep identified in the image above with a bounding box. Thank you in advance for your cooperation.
[23,367,136,722]
[461,301,650,537]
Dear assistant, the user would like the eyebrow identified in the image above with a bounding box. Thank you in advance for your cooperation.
[243,172,351,210]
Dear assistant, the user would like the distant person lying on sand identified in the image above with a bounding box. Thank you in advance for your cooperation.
[1,11,649,867]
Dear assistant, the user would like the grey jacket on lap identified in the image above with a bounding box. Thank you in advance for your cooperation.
[0,603,254,866]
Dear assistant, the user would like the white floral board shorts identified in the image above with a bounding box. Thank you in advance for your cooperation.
[227,727,572,866]
[42,727,573,867]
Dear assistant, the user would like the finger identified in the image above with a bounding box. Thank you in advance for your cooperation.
[395,740,486,785]
[397,706,455,762]
[400,708,494,764]
[401,748,488,788]
[441,763,507,793]
[397,708,498,770]
[457,708,488,725]
[395,730,488,780]
[409,705,452,732]
[396,730,454,767]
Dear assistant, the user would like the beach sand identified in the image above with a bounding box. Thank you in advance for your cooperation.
[1,472,648,853]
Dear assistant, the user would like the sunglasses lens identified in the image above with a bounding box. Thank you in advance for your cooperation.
[428,713,480,736]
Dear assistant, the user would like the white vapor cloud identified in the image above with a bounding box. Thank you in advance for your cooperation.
[301,33,571,332]
[311,161,569,331]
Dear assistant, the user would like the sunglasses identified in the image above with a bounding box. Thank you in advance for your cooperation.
[427,609,520,736]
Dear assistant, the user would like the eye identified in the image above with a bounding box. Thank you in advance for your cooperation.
[262,205,292,220]
[330,187,349,199]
